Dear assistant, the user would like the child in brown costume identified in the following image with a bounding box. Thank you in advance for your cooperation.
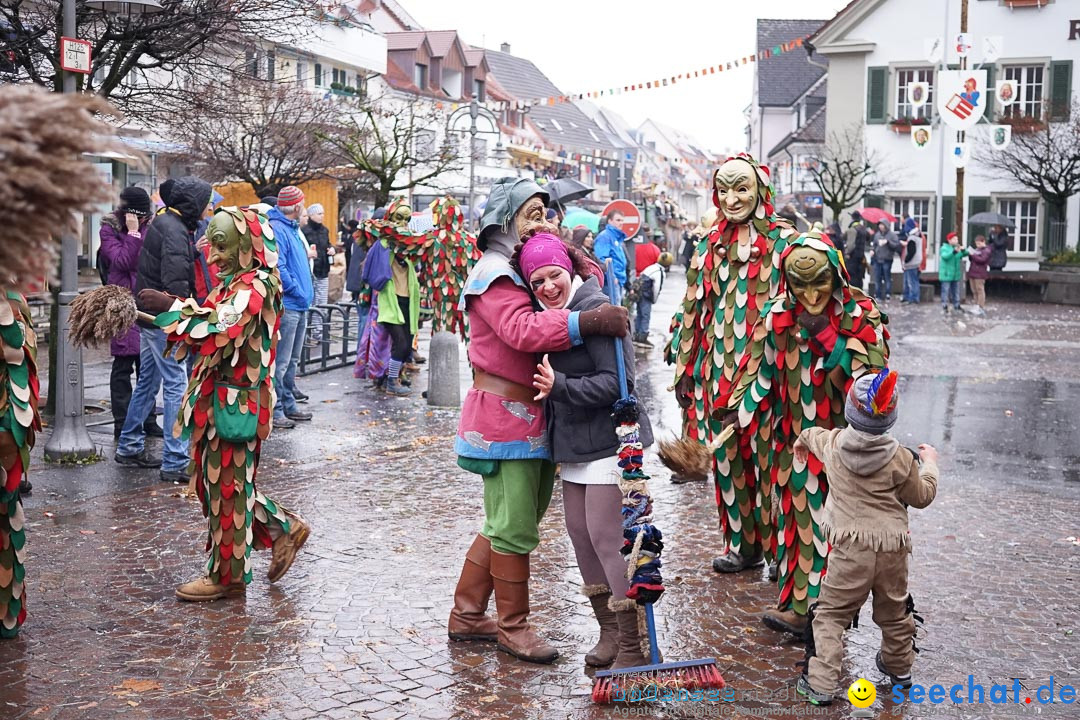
[793,369,939,706]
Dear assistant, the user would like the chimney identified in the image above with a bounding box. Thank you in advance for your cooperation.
[500,42,511,54]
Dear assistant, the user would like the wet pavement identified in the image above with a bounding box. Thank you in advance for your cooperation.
[3,269,1079,719]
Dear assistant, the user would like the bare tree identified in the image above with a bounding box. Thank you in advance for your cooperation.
[807,124,889,224]
[0,0,312,122]
[168,79,341,196]
[321,93,464,208]
[976,103,1080,249]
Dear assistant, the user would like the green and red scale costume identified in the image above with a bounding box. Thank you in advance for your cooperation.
[726,231,890,617]
[669,154,796,563]
[0,292,40,637]
[154,208,296,586]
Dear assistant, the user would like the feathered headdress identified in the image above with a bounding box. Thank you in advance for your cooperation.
[863,368,898,417]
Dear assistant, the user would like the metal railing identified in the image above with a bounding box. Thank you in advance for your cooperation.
[298,302,360,376]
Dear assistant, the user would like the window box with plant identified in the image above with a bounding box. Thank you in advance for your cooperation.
[888,116,931,134]
[1001,114,1046,135]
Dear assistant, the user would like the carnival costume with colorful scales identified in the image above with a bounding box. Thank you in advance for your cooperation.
[667,154,796,570]
[726,230,889,625]
[154,207,307,595]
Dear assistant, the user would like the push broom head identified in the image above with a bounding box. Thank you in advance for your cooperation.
[657,435,712,482]
[69,285,140,348]
[592,657,726,703]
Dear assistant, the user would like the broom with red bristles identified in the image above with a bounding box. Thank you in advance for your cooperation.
[591,262,725,704]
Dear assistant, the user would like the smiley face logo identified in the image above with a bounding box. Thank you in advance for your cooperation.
[848,678,877,708]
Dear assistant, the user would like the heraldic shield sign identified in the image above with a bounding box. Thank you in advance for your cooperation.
[937,70,988,131]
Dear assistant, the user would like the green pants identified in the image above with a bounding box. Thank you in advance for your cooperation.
[480,459,556,555]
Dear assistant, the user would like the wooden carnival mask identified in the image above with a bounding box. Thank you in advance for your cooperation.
[713,158,760,224]
[206,212,243,278]
[514,195,549,241]
[784,245,837,316]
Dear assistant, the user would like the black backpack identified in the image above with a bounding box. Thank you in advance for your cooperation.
[96,246,110,285]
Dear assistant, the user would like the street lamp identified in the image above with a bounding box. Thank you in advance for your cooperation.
[447,98,503,230]
[45,0,164,461]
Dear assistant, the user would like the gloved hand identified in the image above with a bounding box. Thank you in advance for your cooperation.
[798,311,838,355]
[137,289,175,315]
[675,375,694,409]
[710,408,738,428]
[578,304,629,338]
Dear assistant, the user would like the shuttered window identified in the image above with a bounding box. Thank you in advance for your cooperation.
[1049,60,1073,121]
[866,67,888,124]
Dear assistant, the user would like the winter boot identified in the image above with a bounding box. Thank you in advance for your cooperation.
[762,607,808,636]
[385,376,412,396]
[490,550,558,664]
[609,598,651,669]
[448,535,498,642]
[175,576,246,602]
[268,515,310,583]
[582,585,618,667]
[712,546,765,573]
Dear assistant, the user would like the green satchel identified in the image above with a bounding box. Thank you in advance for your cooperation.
[213,382,260,443]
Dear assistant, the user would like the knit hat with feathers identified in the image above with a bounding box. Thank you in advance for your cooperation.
[844,369,899,434]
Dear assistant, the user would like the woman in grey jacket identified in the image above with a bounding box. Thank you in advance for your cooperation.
[514,233,654,670]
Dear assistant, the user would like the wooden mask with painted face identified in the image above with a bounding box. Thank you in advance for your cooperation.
[713,158,759,224]
[784,245,837,316]
[205,212,242,278]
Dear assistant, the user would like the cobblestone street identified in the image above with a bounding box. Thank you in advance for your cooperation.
[2,270,1078,719]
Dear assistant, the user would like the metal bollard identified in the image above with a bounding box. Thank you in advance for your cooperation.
[426,331,460,407]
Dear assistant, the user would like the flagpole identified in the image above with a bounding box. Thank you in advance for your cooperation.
[954,0,969,245]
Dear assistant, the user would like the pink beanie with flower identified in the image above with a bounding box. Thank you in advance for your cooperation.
[519,233,572,280]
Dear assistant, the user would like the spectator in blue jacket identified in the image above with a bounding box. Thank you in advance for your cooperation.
[267,186,315,428]
[593,209,629,303]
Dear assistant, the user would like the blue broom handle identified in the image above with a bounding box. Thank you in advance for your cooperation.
[644,603,661,665]
[603,260,630,401]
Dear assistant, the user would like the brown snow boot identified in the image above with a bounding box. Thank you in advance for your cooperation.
[490,550,558,664]
[448,534,499,642]
[610,598,650,669]
[583,585,618,667]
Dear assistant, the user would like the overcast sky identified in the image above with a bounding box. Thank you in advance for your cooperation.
[401,0,852,155]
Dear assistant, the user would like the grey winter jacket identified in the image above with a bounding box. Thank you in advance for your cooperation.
[871,229,902,264]
[546,276,654,463]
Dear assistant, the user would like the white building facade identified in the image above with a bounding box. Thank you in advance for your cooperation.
[812,0,1078,271]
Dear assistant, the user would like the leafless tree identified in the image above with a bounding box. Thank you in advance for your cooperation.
[807,124,890,224]
[976,103,1080,243]
[166,79,343,196]
[0,0,312,123]
[321,93,464,208]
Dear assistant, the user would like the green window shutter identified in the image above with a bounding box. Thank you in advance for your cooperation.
[864,195,885,209]
[866,67,888,124]
[983,64,995,120]
[1049,60,1073,121]
[940,197,955,243]
[968,196,991,242]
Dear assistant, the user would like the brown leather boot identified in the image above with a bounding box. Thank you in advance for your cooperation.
[762,607,808,636]
[610,598,650,669]
[448,534,498,642]
[490,550,558,664]
[175,576,246,602]
[583,585,618,667]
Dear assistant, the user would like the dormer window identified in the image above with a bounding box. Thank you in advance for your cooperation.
[414,63,428,89]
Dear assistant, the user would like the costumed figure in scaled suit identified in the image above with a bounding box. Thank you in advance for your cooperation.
[140,207,310,601]
[661,154,796,573]
[447,177,629,664]
[723,229,889,635]
[0,86,125,637]
[354,199,419,395]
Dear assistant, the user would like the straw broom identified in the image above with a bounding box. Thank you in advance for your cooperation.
[69,285,156,348]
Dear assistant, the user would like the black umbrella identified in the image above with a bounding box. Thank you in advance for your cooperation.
[967,211,1015,228]
[545,178,594,212]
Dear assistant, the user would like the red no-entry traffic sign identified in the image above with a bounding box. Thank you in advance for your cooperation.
[601,199,641,238]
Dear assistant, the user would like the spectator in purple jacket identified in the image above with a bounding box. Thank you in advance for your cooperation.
[967,235,992,312]
[98,187,162,439]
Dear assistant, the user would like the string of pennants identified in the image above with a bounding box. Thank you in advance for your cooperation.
[427,34,812,166]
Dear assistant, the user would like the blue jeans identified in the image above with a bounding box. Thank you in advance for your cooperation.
[275,309,307,417]
[940,280,961,308]
[872,260,892,300]
[902,268,921,303]
[634,278,654,335]
[118,327,190,472]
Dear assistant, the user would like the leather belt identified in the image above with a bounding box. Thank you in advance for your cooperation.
[473,367,537,406]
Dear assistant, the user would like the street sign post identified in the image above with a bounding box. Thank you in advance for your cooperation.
[60,37,92,74]
[600,199,641,239]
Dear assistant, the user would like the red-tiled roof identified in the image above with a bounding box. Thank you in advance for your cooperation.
[384,58,420,94]
[386,31,427,51]
[425,30,459,57]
